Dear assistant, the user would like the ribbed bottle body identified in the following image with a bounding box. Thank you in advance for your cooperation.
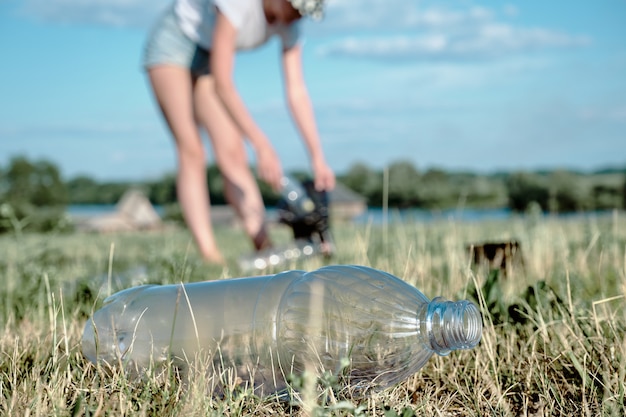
[275,265,435,388]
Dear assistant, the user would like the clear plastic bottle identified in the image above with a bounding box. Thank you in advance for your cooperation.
[82,265,482,394]
[237,238,327,271]
[280,175,315,217]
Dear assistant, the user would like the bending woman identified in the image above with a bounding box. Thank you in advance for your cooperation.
[143,0,335,263]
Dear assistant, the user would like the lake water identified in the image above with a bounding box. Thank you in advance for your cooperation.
[353,207,514,224]
[67,204,164,218]
[66,205,509,220]
[66,205,618,224]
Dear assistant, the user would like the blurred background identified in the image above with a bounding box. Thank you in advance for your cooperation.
[1,0,625,231]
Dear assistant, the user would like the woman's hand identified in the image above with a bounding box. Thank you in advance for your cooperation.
[256,145,283,191]
[312,157,335,191]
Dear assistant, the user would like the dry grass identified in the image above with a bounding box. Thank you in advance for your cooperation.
[1,211,625,416]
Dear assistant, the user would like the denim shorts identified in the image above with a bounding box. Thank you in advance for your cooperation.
[143,6,211,76]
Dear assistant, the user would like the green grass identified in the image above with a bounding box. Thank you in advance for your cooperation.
[1,211,625,416]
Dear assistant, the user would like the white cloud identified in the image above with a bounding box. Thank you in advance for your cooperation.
[321,0,493,30]
[317,34,446,59]
[12,0,592,64]
[317,24,590,61]
[579,106,626,123]
[612,107,626,122]
[502,4,519,17]
[322,0,422,29]
[16,0,169,28]
[312,1,590,61]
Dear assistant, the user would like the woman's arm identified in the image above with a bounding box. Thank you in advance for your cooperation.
[211,10,282,189]
[282,43,335,191]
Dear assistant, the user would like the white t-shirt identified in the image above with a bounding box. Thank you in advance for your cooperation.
[174,0,301,51]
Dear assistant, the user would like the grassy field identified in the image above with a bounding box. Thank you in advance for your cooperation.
[1,211,625,416]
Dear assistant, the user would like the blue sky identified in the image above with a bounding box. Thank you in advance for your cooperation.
[1,0,625,181]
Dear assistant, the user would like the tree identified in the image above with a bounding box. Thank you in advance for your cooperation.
[67,176,99,204]
[0,165,6,197]
[340,162,383,206]
[623,175,626,209]
[206,164,227,205]
[592,184,622,210]
[148,174,177,206]
[4,156,68,207]
[0,156,70,234]
[547,170,590,212]
[418,168,452,208]
[506,172,550,212]
[387,160,421,207]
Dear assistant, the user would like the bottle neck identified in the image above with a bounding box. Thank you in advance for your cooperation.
[420,297,482,356]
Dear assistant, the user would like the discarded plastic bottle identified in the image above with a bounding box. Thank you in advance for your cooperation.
[82,265,482,394]
[237,238,329,272]
[280,175,315,217]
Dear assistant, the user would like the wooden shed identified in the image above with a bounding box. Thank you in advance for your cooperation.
[328,182,367,221]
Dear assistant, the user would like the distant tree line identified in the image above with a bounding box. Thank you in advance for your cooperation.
[1,156,625,233]
[341,161,626,212]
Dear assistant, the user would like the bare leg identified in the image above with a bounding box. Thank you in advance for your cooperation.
[148,66,224,263]
[193,76,271,251]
